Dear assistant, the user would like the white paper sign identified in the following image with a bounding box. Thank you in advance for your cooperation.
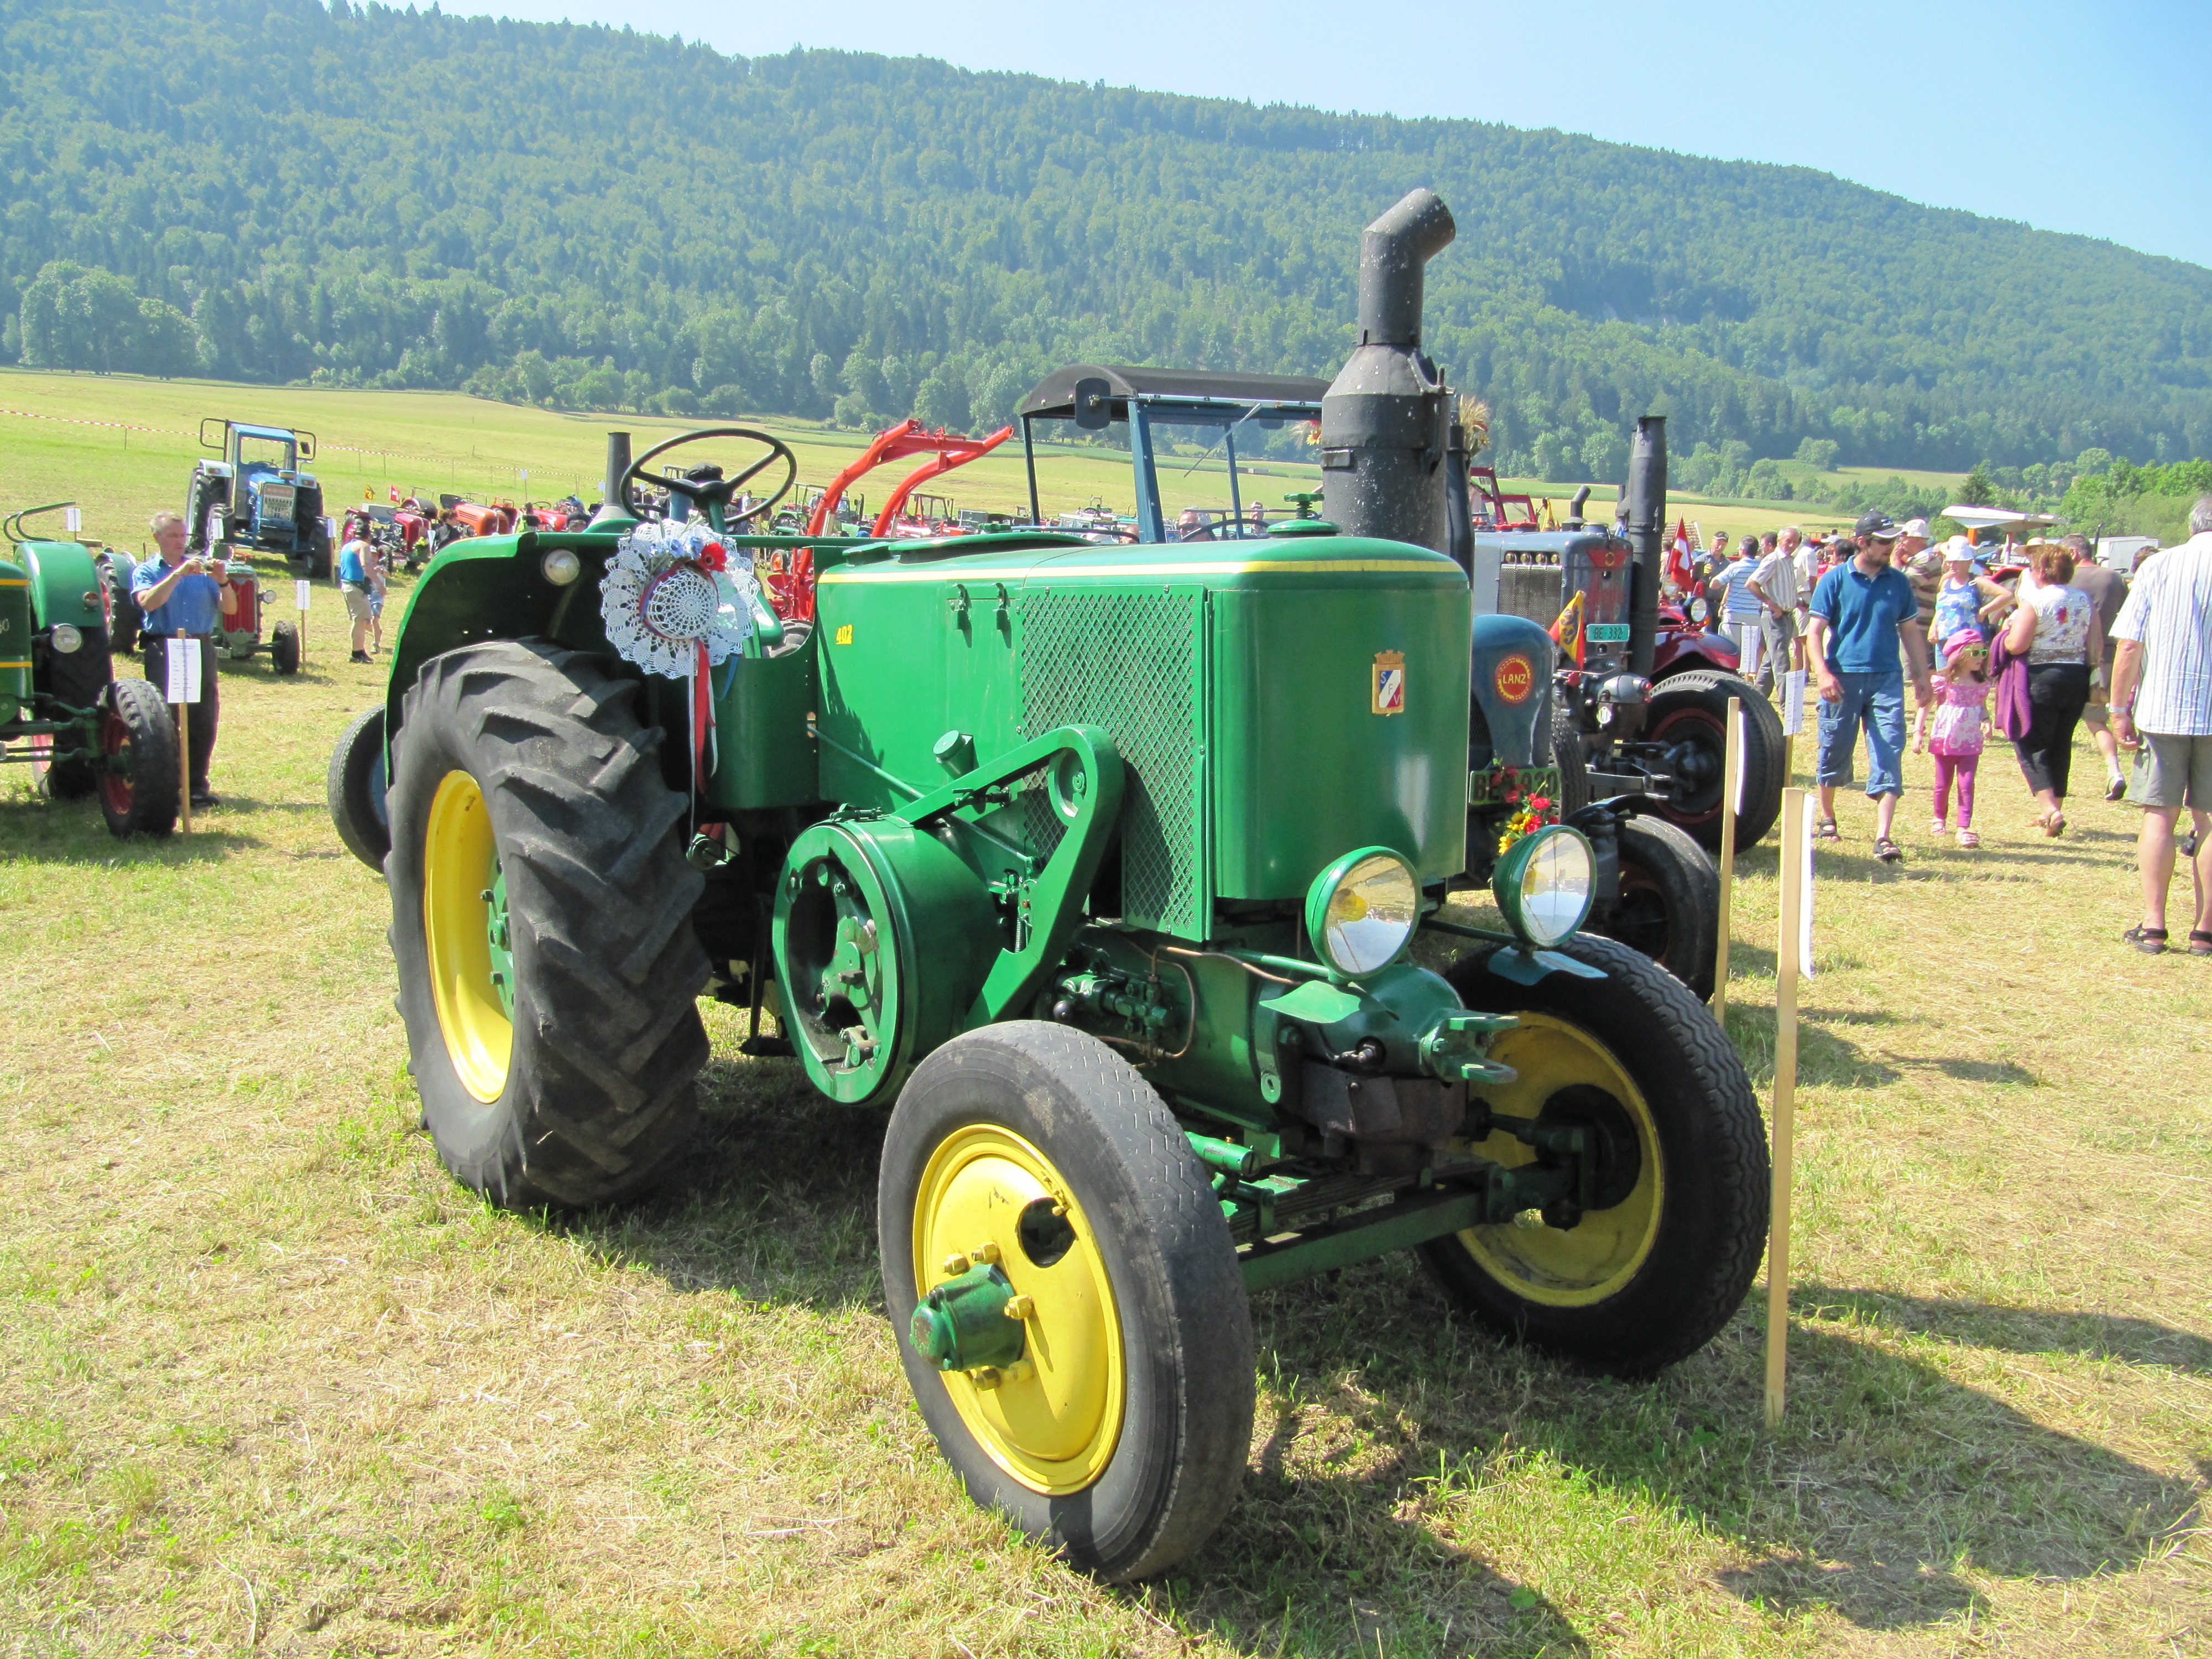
[1781,669,1808,736]
[1731,705,1748,814]
[64,506,82,536]
[324,516,338,543]
[294,579,312,611]
[164,637,202,705]
[1798,802,1818,979]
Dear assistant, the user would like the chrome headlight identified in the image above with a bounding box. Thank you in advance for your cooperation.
[1306,846,1420,978]
[49,624,83,654]
[540,549,582,586]
[1492,825,1594,949]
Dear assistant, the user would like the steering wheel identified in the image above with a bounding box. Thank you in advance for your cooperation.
[620,427,799,532]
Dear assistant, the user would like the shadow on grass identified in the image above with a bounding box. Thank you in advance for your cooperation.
[0,798,258,863]
[538,1050,886,1312]
[1164,1266,2204,1652]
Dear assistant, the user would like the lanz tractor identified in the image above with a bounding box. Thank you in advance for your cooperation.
[330,190,1767,1580]
[187,418,334,579]
[1008,309,1726,994]
[2,502,179,837]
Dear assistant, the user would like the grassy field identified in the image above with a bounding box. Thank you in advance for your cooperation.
[0,368,1327,554]
[1,570,2206,1655]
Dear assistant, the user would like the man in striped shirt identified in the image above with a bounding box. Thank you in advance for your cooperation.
[2111,496,2212,954]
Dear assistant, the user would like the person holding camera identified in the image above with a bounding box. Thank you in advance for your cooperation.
[131,510,226,808]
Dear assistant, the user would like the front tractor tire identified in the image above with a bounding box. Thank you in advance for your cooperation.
[97,680,180,838]
[879,1024,1255,1582]
[387,640,709,1209]
[1585,815,1720,1000]
[1644,670,1786,851]
[1422,933,1767,1375]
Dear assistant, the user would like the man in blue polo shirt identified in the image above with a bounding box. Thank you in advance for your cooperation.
[1805,511,1934,863]
[132,510,229,807]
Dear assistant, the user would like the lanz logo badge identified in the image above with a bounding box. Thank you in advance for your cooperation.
[1495,653,1536,705]
[1370,650,1406,716]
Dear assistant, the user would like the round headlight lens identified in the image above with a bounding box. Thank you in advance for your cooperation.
[49,624,83,654]
[1494,825,1594,948]
[541,549,582,586]
[1306,847,1420,977]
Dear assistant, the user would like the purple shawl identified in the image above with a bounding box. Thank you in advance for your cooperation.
[1990,630,2032,740]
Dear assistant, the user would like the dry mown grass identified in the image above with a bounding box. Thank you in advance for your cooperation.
[2,603,2207,1655]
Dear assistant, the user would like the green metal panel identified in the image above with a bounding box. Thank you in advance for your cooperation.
[0,557,30,723]
[1016,586,1208,938]
[813,534,1468,945]
[21,541,103,632]
[709,644,818,808]
[1210,579,1472,894]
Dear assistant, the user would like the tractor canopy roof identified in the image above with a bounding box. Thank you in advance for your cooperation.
[233,421,300,445]
[1019,365,1327,426]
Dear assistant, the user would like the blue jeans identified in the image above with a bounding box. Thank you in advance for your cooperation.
[1815,670,1905,798]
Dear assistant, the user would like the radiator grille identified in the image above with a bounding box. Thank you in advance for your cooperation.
[1018,589,1202,937]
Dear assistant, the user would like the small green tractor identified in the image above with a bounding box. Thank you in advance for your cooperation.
[2,502,180,837]
[332,192,1767,1579]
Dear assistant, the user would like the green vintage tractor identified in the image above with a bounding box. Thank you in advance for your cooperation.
[2,503,180,837]
[335,199,1767,1581]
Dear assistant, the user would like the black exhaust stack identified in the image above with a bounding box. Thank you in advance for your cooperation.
[1623,416,1667,677]
[1321,189,1457,552]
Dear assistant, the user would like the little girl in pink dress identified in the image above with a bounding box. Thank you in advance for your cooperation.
[1914,633,1992,847]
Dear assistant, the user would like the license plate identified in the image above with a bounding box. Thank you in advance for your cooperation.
[1584,623,1630,643]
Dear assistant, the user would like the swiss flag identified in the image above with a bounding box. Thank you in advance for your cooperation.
[1667,518,1697,589]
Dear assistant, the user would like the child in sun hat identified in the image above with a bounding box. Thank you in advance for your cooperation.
[1914,630,1995,847]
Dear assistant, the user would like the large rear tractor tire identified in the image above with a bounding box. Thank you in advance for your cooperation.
[386,640,708,1209]
[879,1023,1254,1582]
[1644,669,1785,851]
[97,679,180,838]
[327,704,390,872]
[1421,933,1767,1375]
[1585,815,1720,1000]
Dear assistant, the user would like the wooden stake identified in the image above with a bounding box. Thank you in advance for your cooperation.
[1765,786,1807,1429]
[178,695,192,836]
[1709,695,1741,1021]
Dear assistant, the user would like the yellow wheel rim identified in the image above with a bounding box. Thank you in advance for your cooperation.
[912,1126,1124,1495]
[424,770,512,1103]
[1454,1014,1663,1306]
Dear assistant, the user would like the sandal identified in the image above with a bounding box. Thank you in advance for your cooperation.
[1929,817,1948,836]
[2124,926,2168,955]
[2190,931,2212,958]
[1957,827,1979,848]
[1813,819,1841,844]
[1874,837,1904,865]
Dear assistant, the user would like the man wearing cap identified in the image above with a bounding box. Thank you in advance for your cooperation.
[131,509,226,808]
[1805,511,1934,862]
[2110,496,2212,954]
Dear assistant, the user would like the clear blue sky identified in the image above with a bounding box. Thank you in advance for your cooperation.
[472,0,2211,270]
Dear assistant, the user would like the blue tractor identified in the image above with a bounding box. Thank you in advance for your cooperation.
[186,418,334,580]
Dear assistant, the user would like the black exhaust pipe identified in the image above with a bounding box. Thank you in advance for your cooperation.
[1321,188,1457,552]
[1623,416,1667,677]
[1443,419,1473,575]
[587,430,634,528]
[1567,484,1592,529]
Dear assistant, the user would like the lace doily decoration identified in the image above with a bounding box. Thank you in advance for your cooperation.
[600,519,758,679]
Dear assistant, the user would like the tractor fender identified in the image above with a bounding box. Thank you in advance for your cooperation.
[1468,612,1554,770]
[383,531,618,745]
[20,540,105,633]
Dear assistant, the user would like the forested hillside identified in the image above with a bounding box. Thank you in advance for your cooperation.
[5,0,2209,474]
